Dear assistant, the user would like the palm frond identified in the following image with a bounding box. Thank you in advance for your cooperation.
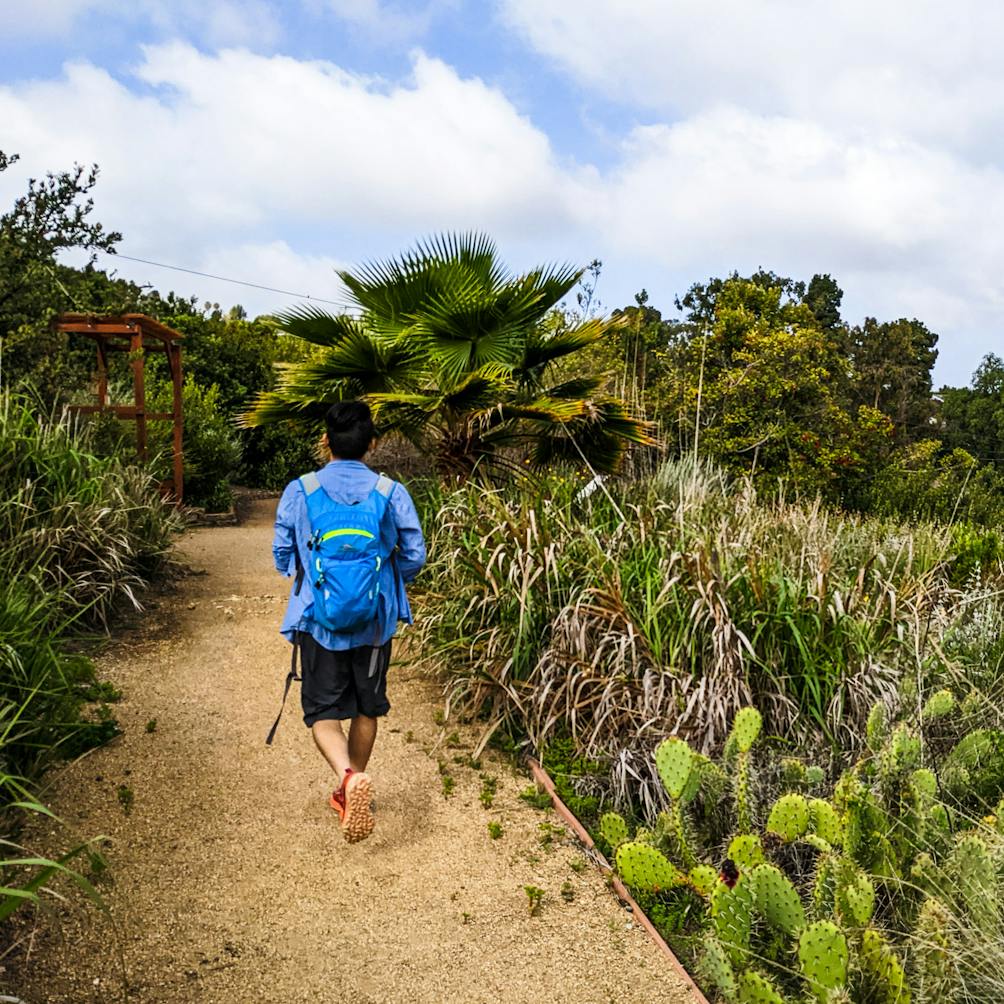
[527,398,659,474]
[275,305,370,348]
[520,318,612,376]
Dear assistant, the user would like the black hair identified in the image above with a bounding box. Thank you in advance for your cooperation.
[325,400,375,460]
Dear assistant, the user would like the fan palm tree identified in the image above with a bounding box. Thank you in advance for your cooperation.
[241,233,655,479]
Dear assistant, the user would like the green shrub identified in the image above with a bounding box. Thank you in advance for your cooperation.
[148,376,240,511]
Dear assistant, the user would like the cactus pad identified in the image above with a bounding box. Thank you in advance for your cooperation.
[911,897,953,1000]
[690,864,718,897]
[808,798,843,846]
[711,874,755,966]
[752,863,806,935]
[949,833,996,932]
[728,834,765,870]
[860,928,910,1004]
[910,768,937,802]
[805,764,825,786]
[767,793,810,842]
[655,737,695,800]
[730,707,763,754]
[921,689,955,722]
[736,970,787,1004]
[798,920,849,1000]
[866,701,887,752]
[614,841,684,893]
[699,936,737,998]
[598,812,629,850]
[836,867,875,926]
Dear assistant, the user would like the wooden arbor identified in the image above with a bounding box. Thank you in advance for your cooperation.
[54,313,185,502]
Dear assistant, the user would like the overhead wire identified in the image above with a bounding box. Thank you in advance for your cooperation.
[98,249,348,307]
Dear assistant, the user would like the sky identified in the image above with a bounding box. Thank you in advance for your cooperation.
[2,1,1002,388]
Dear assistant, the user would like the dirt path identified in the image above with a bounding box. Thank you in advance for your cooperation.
[8,501,694,1004]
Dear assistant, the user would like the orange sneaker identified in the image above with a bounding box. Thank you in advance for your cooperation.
[329,769,374,844]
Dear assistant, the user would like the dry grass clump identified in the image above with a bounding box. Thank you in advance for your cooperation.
[415,459,992,778]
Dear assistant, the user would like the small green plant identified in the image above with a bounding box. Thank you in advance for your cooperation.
[569,857,587,873]
[524,884,545,916]
[487,821,503,839]
[116,784,134,815]
[479,775,498,808]
[144,718,157,734]
[519,784,552,810]
[404,730,414,743]
[440,774,455,799]
[446,731,462,749]
[538,821,563,847]
[79,680,122,703]
[560,880,575,902]
[433,709,446,726]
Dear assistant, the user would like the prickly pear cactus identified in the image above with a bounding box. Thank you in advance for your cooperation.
[767,793,810,842]
[698,935,737,999]
[751,863,806,935]
[911,897,955,1002]
[910,768,937,802]
[805,764,825,786]
[860,928,911,1004]
[808,798,843,846]
[812,854,837,917]
[711,874,755,966]
[690,864,718,897]
[614,841,684,893]
[598,811,629,849]
[730,707,763,754]
[797,920,849,1001]
[728,833,766,871]
[655,737,695,800]
[736,969,788,1004]
[948,833,997,933]
[781,758,808,789]
[921,689,955,722]
[866,701,888,752]
[835,864,875,927]
[942,728,1004,810]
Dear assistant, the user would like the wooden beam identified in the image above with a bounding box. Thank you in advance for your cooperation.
[69,405,173,419]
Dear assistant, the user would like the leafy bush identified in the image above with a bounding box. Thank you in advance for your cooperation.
[148,376,240,511]
[0,390,179,919]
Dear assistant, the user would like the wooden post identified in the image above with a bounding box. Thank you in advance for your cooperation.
[170,342,184,502]
[131,327,147,460]
[96,342,108,408]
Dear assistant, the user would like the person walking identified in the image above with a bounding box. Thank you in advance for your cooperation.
[271,401,426,843]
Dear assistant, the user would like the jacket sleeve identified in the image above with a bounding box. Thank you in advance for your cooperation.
[389,483,426,583]
[272,481,301,576]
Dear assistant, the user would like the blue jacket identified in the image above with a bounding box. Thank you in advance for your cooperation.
[272,460,426,650]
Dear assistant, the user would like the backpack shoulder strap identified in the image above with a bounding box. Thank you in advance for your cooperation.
[374,473,396,500]
[299,470,322,496]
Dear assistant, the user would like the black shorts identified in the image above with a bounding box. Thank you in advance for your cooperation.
[297,631,392,725]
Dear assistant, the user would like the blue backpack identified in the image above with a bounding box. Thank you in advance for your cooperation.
[298,469,396,633]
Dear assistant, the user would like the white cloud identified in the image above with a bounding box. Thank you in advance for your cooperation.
[498,1,1004,155]
[321,0,458,39]
[2,36,1002,384]
[0,0,282,47]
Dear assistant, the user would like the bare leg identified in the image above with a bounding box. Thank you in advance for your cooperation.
[348,714,378,772]
[312,719,351,783]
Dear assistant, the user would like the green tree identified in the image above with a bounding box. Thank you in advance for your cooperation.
[940,353,1004,471]
[849,316,939,443]
[242,233,654,478]
[803,273,843,332]
[660,276,891,498]
[0,151,120,338]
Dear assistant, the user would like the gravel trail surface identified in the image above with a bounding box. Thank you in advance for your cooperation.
[8,501,694,1003]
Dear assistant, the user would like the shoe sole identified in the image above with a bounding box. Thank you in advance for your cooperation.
[341,772,374,844]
